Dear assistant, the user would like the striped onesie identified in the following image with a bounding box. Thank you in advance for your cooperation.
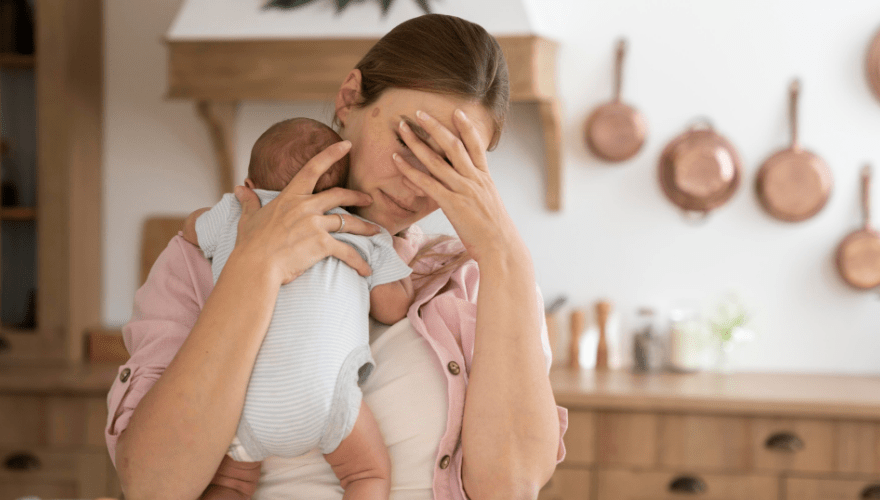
[195,189,412,461]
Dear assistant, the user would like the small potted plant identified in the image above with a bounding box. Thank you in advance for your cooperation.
[708,293,755,373]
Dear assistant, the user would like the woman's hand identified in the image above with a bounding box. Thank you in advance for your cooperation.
[229,140,381,286]
[392,110,525,264]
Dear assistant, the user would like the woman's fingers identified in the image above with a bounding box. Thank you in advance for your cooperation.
[325,212,381,236]
[327,237,372,277]
[312,187,374,214]
[393,152,450,205]
[413,110,480,178]
[281,140,352,196]
[398,120,465,192]
[452,109,490,173]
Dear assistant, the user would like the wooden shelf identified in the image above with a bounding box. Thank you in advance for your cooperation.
[0,52,35,68]
[1,207,36,221]
[167,36,563,210]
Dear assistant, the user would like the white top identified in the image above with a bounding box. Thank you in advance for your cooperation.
[254,316,448,499]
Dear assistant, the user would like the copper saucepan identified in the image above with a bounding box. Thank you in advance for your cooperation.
[836,165,880,290]
[755,80,832,222]
[658,120,742,217]
[584,39,646,163]
[866,27,880,104]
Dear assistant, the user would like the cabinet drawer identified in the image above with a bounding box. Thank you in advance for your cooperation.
[563,411,595,466]
[786,477,880,500]
[751,417,834,473]
[597,411,657,467]
[0,394,106,448]
[0,447,111,498]
[837,420,880,475]
[596,468,778,500]
[659,413,749,471]
[538,467,591,500]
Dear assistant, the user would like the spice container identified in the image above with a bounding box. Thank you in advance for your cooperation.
[666,303,707,372]
[631,307,662,372]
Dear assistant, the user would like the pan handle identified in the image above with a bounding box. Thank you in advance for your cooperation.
[863,164,872,230]
[789,79,800,150]
[613,39,627,102]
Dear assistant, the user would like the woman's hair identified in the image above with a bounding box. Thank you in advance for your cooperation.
[335,13,510,151]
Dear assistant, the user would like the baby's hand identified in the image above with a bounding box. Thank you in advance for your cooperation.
[182,207,211,247]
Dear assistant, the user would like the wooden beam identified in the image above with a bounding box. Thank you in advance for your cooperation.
[196,101,237,196]
[539,100,562,211]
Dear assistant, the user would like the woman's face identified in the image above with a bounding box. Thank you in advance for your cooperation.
[338,88,495,235]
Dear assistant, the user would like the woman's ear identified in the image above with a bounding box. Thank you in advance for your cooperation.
[335,69,363,127]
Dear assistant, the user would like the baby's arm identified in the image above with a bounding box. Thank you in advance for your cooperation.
[369,235,416,325]
[182,207,211,247]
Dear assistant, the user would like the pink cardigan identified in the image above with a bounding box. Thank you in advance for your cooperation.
[105,226,568,500]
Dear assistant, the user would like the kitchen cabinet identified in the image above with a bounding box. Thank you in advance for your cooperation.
[0,361,120,498]
[544,369,880,500]
[0,0,102,362]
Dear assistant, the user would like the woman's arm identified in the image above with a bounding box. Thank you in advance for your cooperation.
[395,110,560,499]
[115,141,382,500]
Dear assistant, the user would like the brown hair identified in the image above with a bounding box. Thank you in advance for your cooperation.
[335,13,510,151]
[248,117,348,192]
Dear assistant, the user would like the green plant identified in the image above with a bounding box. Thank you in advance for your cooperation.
[709,295,749,343]
[264,0,431,15]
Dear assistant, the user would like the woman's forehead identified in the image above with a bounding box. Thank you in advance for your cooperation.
[376,89,494,144]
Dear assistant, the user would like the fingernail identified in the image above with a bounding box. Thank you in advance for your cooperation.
[455,109,467,120]
[233,186,242,198]
[340,140,351,149]
[399,120,409,132]
[392,152,400,162]
[415,110,425,120]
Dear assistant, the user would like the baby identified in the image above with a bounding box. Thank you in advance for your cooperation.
[182,117,415,499]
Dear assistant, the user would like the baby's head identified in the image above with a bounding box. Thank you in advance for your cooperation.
[247,117,349,193]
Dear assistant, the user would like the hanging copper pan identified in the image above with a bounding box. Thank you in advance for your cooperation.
[755,80,832,222]
[658,120,742,216]
[584,39,647,162]
[866,27,880,104]
[836,165,880,290]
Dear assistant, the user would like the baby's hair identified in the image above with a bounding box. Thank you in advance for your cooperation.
[248,117,349,192]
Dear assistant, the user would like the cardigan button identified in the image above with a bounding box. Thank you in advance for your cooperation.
[119,368,131,383]
[439,455,451,469]
[447,361,461,375]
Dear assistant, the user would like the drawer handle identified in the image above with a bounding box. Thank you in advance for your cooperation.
[765,432,804,452]
[862,485,880,499]
[4,452,41,471]
[669,476,707,494]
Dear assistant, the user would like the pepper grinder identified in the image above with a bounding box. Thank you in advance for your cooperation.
[595,300,612,370]
[569,309,586,369]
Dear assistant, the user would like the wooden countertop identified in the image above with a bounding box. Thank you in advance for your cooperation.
[551,367,880,420]
[0,360,120,396]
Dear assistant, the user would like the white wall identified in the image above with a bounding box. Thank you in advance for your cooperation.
[104,0,880,374]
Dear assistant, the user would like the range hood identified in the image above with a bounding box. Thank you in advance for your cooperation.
[166,0,562,210]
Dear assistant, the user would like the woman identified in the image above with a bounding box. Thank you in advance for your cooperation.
[106,14,567,500]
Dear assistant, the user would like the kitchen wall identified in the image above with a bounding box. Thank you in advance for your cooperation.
[104,0,880,373]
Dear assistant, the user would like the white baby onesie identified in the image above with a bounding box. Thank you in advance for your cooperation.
[196,189,412,460]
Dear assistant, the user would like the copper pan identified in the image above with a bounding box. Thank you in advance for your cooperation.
[836,165,880,290]
[584,39,647,163]
[866,27,880,104]
[658,120,742,217]
[755,80,832,222]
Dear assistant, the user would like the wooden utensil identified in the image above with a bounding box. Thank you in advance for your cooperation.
[584,39,647,163]
[658,120,742,217]
[595,300,612,370]
[569,309,586,369]
[836,165,880,289]
[756,79,832,222]
[544,296,567,364]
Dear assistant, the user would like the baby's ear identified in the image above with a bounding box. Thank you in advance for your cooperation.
[244,178,256,189]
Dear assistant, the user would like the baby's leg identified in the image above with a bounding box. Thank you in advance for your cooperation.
[323,401,391,500]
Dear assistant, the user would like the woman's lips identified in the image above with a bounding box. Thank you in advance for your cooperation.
[380,190,416,215]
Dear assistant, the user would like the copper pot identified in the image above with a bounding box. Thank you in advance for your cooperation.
[866,27,880,104]
[755,80,832,222]
[836,165,880,290]
[584,39,646,163]
[658,121,742,216]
